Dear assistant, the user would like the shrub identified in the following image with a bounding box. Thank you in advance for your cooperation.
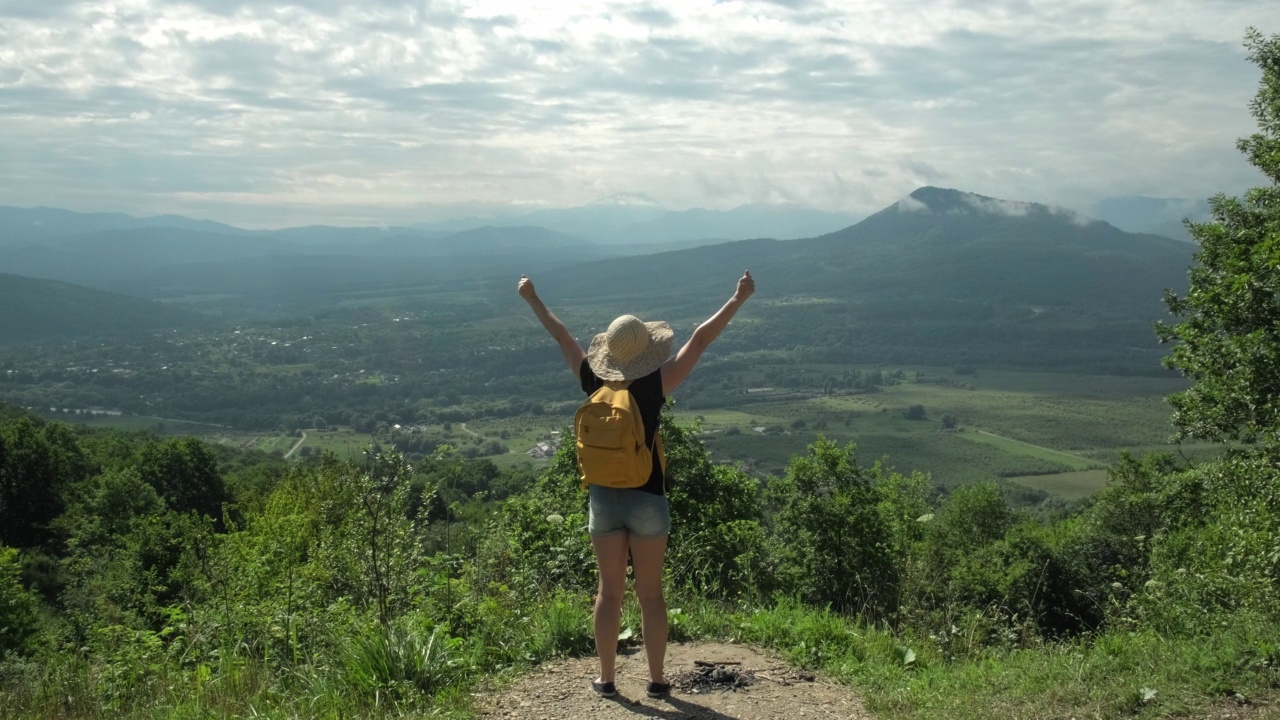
[766,438,894,617]
[0,547,38,654]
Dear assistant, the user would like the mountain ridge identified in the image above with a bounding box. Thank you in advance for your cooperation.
[0,273,209,344]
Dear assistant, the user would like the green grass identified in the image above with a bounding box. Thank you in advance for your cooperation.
[301,429,378,459]
[1009,470,1111,499]
[670,365,1187,499]
[719,601,1280,720]
[956,430,1100,471]
[49,413,228,435]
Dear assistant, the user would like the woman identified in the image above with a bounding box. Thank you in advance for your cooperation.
[517,269,755,699]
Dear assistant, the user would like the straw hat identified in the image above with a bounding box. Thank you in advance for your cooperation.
[587,315,674,381]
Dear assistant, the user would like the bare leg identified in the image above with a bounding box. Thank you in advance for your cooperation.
[628,533,669,683]
[591,532,629,683]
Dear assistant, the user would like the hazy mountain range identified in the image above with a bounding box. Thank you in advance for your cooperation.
[542,187,1191,314]
[0,188,1197,371]
[1089,196,1212,242]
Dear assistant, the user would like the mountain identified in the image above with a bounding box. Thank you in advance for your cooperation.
[534,187,1194,373]
[264,225,449,248]
[0,206,246,248]
[0,273,209,344]
[365,226,592,256]
[615,204,861,243]
[450,197,860,244]
[0,227,302,290]
[2,201,861,256]
[502,197,668,241]
[1091,196,1210,242]
[0,222,608,299]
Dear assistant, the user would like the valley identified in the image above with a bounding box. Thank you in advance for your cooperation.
[0,187,1202,506]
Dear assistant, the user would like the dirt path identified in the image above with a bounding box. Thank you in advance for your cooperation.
[477,642,869,719]
[460,422,481,438]
[284,431,307,459]
[974,429,1096,465]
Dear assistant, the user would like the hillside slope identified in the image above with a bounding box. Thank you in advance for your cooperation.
[0,273,208,343]
[532,187,1194,372]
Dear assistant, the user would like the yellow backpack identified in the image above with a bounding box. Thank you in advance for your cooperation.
[574,384,666,490]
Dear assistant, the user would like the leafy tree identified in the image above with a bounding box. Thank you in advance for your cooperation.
[134,437,227,519]
[766,437,894,616]
[1158,29,1280,447]
[932,483,1014,554]
[940,413,959,430]
[903,404,926,421]
[0,546,39,654]
[663,413,763,598]
[0,417,87,548]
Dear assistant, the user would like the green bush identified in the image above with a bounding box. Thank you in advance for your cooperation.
[766,437,895,616]
[342,621,462,702]
[0,547,38,655]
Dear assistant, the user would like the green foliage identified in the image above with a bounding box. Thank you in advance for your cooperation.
[662,414,764,598]
[1158,30,1280,446]
[0,547,39,654]
[1136,31,1280,639]
[134,437,227,519]
[766,437,895,616]
[342,621,461,702]
[1132,453,1280,633]
[0,417,87,548]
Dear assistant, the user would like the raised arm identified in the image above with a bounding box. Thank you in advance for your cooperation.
[518,275,586,377]
[661,270,755,395]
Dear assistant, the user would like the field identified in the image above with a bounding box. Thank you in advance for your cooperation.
[43,364,1196,503]
[444,365,1195,502]
[678,365,1192,500]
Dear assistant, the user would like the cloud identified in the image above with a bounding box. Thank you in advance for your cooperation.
[0,0,1277,226]
[896,196,928,213]
[900,159,949,181]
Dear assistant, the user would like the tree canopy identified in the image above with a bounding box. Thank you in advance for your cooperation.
[1158,29,1280,448]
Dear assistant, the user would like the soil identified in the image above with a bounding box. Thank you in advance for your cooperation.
[476,641,870,719]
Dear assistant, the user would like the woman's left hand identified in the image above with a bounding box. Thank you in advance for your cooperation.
[518,274,537,301]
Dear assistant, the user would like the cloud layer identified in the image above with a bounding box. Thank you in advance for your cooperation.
[1,0,1277,226]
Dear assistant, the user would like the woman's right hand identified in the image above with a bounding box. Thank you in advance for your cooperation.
[733,269,754,302]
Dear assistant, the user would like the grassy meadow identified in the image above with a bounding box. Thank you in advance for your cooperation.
[40,364,1197,503]
[666,364,1192,499]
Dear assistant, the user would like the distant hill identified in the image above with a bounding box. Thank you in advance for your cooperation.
[110,242,627,300]
[1091,196,1210,242]
[365,226,592,256]
[498,196,668,241]
[535,187,1194,373]
[0,274,208,344]
[264,225,449,248]
[0,221,611,299]
[0,206,246,248]
[413,196,859,244]
[0,227,302,290]
[615,204,860,244]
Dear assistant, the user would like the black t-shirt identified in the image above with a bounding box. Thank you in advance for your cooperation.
[579,359,666,495]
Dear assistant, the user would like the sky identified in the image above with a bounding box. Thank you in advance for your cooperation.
[1,0,1278,228]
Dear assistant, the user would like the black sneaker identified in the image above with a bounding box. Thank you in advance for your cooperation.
[592,679,616,697]
[646,681,671,698]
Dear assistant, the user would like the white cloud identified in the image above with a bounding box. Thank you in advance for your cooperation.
[897,195,929,213]
[0,0,1277,226]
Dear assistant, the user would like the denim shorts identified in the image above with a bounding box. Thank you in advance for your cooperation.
[587,486,671,538]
